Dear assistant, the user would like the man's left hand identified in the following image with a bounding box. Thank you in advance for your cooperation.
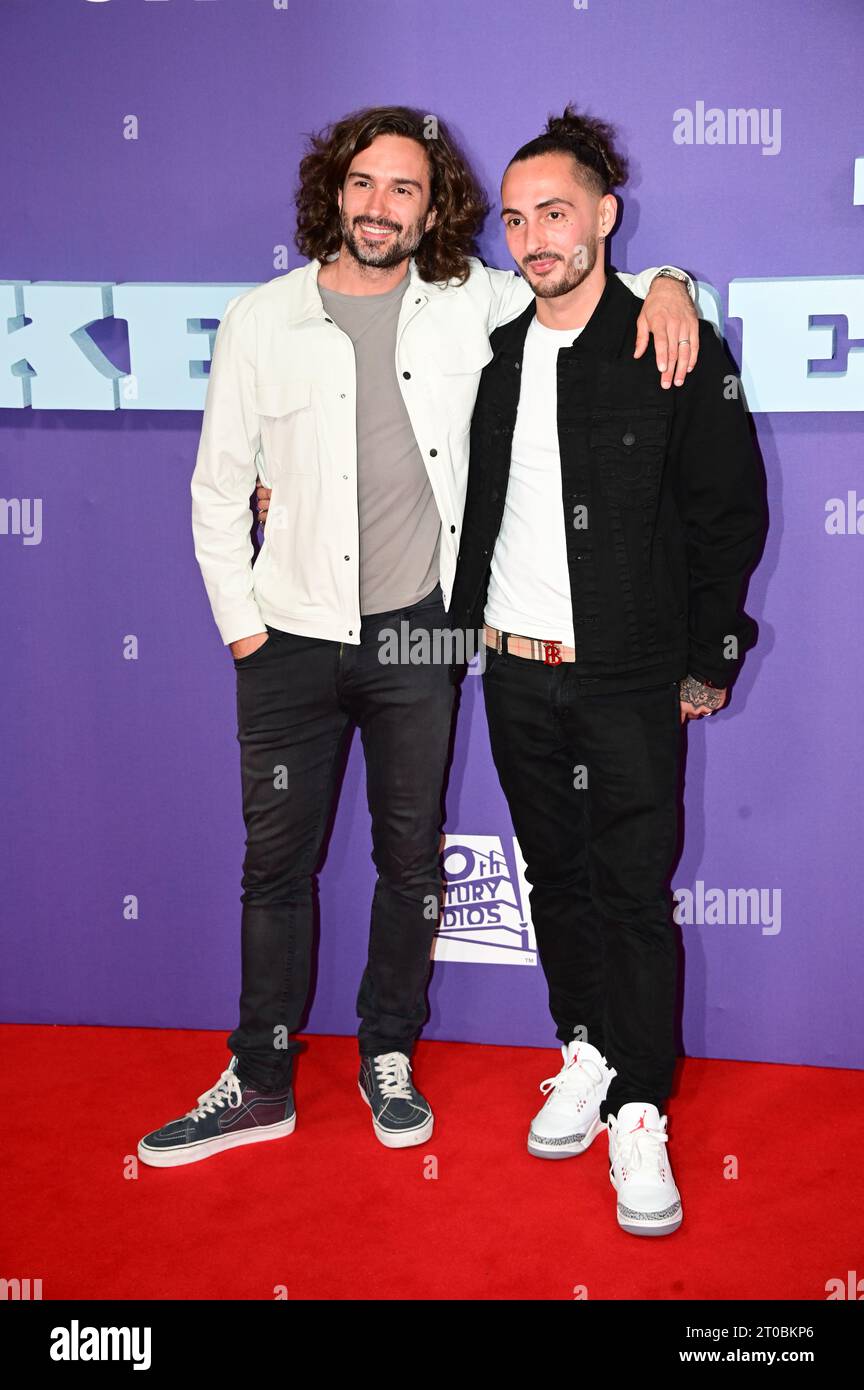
[635,277,699,388]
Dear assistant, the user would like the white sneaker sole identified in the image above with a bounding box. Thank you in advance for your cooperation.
[358,1083,434,1148]
[528,1113,604,1159]
[610,1171,683,1235]
[137,1114,296,1168]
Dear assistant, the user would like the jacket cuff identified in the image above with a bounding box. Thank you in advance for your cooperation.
[686,657,736,690]
[216,604,269,648]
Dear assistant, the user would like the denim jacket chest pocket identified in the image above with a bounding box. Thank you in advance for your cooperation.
[255,379,318,476]
[589,409,670,510]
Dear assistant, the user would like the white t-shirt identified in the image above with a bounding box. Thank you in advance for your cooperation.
[484,316,585,646]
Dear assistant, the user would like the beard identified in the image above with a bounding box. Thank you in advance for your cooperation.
[340,207,428,270]
[523,233,600,298]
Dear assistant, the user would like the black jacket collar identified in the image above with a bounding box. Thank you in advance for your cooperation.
[491,265,642,362]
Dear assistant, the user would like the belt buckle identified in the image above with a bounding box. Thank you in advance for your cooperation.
[542,639,563,666]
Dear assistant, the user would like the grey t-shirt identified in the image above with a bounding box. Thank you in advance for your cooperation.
[319,274,441,616]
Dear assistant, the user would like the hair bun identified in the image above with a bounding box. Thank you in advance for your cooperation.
[506,103,629,193]
[546,111,591,140]
[544,104,629,190]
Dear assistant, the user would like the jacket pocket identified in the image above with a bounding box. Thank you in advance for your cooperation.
[255,379,318,476]
[590,409,668,511]
[433,335,496,441]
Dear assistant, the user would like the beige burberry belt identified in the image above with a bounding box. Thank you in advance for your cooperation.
[484,623,577,664]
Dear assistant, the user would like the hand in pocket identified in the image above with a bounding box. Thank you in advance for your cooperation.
[231,632,269,662]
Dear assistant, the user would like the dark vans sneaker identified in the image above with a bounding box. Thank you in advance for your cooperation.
[138,1056,295,1168]
[358,1051,433,1148]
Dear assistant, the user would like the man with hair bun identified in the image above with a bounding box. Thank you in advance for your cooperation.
[450,105,766,1235]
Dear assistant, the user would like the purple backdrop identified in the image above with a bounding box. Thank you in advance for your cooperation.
[2,0,862,1070]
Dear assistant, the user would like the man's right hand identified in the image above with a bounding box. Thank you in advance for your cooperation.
[255,479,272,526]
[230,631,269,660]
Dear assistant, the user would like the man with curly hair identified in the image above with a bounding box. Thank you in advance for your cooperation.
[138,106,698,1168]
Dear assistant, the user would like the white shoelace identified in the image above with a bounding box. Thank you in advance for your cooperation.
[185,1066,243,1121]
[613,1119,669,1175]
[539,1051,607,1102]
[373,1052,413,1099]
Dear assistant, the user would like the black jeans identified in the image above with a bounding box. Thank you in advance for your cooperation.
[226,583,455,1092]
[481,646,683,1122]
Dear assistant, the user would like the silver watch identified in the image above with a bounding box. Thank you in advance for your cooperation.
[655,267,691,286]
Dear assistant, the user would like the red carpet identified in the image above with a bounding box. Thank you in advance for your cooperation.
[3,1025,860,1301]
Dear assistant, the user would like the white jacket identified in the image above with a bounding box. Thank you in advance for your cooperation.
[190,256,683,647]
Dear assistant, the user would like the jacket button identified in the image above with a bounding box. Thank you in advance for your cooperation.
[403,371,411,379]
[514,361,521,371]
[324,317,333,323]
[430,448,438,457]
[450,524,455,533]
[344,555,350,561]
[348,629,353,636]
[622,431,636,446]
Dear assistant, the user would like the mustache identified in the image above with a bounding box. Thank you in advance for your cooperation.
[352,216,403,233]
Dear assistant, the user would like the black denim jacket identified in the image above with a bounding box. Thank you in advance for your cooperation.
[448,270,767,695]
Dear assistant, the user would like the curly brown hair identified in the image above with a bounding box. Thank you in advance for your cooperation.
[508,103,630,195]
[294,105,490,286]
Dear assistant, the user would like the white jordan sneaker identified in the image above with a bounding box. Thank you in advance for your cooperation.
[607,1102,683,1236]
[527,1039,616,1159]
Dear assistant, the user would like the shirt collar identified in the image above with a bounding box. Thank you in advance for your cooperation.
[286,254,428,324]
[491,268,640,361]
